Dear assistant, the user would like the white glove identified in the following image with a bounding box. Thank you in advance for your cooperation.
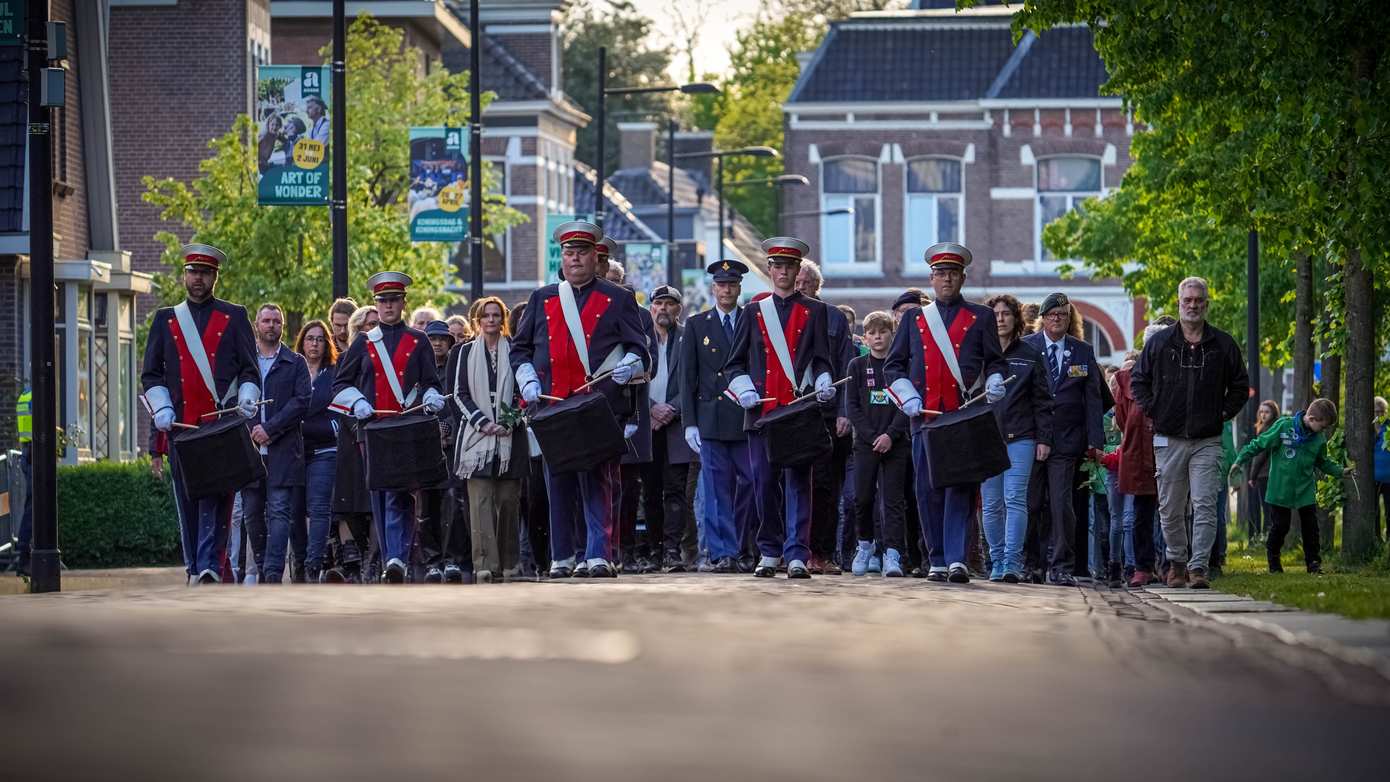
[737,390,761,409]
[237,382,260,419]
[520,380,541,404]
[611,352,642,385]
[684,426,702,453]
[422,388,446,414]
[351,399,374,420]
[623,423,638,439]
[152,407,175,432]
[901,396,923,418]
[814,372,836,403]
[985,373,1007,403]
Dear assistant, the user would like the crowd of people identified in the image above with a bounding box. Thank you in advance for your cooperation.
[105,226,1374,589]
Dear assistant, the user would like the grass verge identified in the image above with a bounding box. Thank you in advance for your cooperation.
[1217,541,1390,620]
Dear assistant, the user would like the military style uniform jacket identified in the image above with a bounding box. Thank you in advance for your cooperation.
[722,291,833,431]
[883,298,1007,433]
[141,297,259,425]
[330,321,442,415]
[679,306,748,442]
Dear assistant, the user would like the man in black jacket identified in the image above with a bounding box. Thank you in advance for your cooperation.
[1131,277,1249,589]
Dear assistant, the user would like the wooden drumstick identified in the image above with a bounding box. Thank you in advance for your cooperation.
[201,398,275,420]
[373,403,428,416]
[538,394,565,402]
[171,422,199,430]
[959,374,1018,409]
[788,375,852,406]
[574,368,617,393]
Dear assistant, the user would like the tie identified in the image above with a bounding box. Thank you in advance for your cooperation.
[723,313,735,342]
[1048,343,1061,389]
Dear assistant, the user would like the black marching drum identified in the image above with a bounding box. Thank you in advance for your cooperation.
[528,392,625,473]
[171,415,266,499]
[363,413,448,491]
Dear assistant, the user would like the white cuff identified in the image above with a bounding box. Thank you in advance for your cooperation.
[515,362,538,388]
[238,382,261,405]
[888,378,921,409]
[144,385,173,414]
[727,374,756,399]
[329,386,366,415]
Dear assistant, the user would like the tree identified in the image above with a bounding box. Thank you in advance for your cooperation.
[1017,0,1390,561]
[667,0,716,84]
[143,15,526,332]
[561,0,676,171]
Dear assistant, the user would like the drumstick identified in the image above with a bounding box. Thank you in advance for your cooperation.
[959,374,1017,410]
[788,375,852,406]
[574,368,617,393]
[538,394,565,402]
[171,422,199,430]
[720,395,777,405]
[373,403,429,416]
[201,398,275,420]
[918,409,944,417]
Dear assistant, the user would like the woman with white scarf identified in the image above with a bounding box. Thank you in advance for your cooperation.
[446,297,527,582]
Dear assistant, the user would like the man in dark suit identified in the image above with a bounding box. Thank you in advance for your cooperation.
[241,303,310,583]
[603,253,655,576]
[1022,292,1106,586]
[681,260,757,573]
[724,238,837,579]
[141,243,261,584]
[639,285,696,572]
[510,221,650,579]
[884,242,1008,583]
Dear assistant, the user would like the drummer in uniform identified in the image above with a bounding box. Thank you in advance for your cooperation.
[723,237,836,579]
[883,242,1008,583]
[680,259,759,573]
[330,272,448,583]
[141,243,260,584]
[511,221,649,579]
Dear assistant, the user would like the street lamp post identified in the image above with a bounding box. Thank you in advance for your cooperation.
[674,146,779,262]
[469,0,484,302]
[331,0,347,298]
[667,118,677,287]
[781,207,854,220]
[725,174,809,235]
[593,46,716,233]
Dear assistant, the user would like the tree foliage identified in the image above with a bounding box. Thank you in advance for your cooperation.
[561,0,676,171]
[142,15,526,327]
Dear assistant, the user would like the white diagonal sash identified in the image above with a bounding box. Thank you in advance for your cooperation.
[921,303,966,390]
[366,326,408,407]
[557,281,593,378]
[758,296,811,392]
[173,301,229,404]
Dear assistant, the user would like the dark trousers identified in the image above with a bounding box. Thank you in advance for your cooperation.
[853,439,908,547]
[418,485,471,570]
[545,457,620,564]
[639,435,690,560]
[810,429,851,561]
[169,455,234,580]
[748,430,813,563]
[700,438,755,561]
[523,456,550,572]
[16,442,32,568]
[910,432,976,568]
[901,459,924,569]
[1132,493,1158,572]
[1248,478,1270,539]
[1026,455,1079,576]
[618,463,642,559]
[1268,504,1320,571]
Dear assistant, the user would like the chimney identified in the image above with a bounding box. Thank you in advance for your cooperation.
[617,122,656,170]
[674,129,714,187]
[478,0,567,94]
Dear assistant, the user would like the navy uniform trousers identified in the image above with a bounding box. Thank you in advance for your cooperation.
[910,433,977,569]
[699,438,757,561]
[546,458,621,564]
[748,432,814,564]
[169,458,235,580]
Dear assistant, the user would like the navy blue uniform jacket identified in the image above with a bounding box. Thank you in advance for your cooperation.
[883,298,1007,433]
[722,291,833,431]
[332,321,441,413]
[1022,332,1105,457]
[141,297,258,423]
[679,306,748,442]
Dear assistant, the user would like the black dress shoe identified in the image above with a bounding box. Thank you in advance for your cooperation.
[1050,572,1077,587]
[444,563,465,583]
[713,556,735,573]
[664,555,687,574]
[737,555,756,574]
[589,562,615,579]
[424,566,445,584]
[787,562,812,579]
[947,565,970,584]
[383,560,407,584]
[323,567,346,584]
[910,567,925,579]
[548,565,573,579]
[925,570,947,583]
[753,564,776,578]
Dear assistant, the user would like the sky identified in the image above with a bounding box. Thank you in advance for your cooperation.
[628,0,768,79]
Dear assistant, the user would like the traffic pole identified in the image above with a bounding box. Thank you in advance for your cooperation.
[331,0,348,298]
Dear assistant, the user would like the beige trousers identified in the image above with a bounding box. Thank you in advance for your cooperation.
[467,478,521,575]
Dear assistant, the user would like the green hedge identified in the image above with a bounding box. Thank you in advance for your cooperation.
[57,459,182,568]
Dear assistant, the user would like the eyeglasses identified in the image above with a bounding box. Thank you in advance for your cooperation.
[1042,312,1069,321]
[930,269,963,279]
[303,335,327,344]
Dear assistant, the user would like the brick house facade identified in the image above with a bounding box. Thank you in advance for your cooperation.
[783,5,1141,359]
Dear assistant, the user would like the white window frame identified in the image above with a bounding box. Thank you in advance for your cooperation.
[1034,155,1103,265]
[902,156,966,276]
[819,156,882,276]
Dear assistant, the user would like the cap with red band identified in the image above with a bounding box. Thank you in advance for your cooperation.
[596,236,617,259]
[181,243,227,271]
[366,271,413,299]
[761,236,810,263]
[552,220,601,248]
[924,241,973,269]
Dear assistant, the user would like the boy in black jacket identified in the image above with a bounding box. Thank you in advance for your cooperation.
[846,311,911,577]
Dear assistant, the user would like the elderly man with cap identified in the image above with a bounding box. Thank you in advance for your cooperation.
[1022,292,1107,586]
[884,242,1008,583]
[724,238,836,579]
[681,260,759,573]
[510,221,650,579]
[330,272,448,583]
[417,320,472,583]
[635,284,696,572]
[141,243,261,584]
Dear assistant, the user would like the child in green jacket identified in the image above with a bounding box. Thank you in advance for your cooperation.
[1231,398,1351,573]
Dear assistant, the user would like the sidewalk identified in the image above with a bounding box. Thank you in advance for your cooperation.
[1137,584,1390,681]
[0,567,185,596]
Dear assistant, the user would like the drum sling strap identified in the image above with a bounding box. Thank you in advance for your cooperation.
[921,302,981,396]
[174,301,235,407]
[558,280,624,380]
[366,326,419,409]
[757,295,812,395]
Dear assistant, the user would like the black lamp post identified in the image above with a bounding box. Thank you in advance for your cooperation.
[674,146,779,262]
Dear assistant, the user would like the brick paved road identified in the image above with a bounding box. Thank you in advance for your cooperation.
[2,575,1386,780]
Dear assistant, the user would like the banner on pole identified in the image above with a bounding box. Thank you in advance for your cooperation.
[0,2,23,45]
[622,243,668,307]
[408,127,469,242]
[256,66,331,205]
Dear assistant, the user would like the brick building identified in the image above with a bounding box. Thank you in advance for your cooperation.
[0,0,154,461]
[783,2,1141,358]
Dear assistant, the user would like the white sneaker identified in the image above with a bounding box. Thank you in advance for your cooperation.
[851,541,873,576]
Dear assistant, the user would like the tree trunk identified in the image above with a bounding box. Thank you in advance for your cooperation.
[1269,365,1285,410]
[1292,251,1314,411]
[1341,247,1378,562]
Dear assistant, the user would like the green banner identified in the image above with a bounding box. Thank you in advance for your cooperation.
[256,66,331,205]
[408,126,468,242]
[0,1,23,45]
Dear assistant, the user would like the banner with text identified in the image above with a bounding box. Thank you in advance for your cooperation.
[408,126,469,242]
[0,1,23,45]
[256,66,331,205]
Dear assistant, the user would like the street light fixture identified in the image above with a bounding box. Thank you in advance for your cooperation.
[726,174,811,234]
[674,146,780,259]
[594,45,720,233]
[782,207,854,219]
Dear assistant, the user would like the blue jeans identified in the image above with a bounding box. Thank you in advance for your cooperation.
[981,438,1034,574]
[1104,470,1131,568]
[243,480,296,580]
[16,442,33,567]
[1088,490,1111,577]
[304,449,337,569]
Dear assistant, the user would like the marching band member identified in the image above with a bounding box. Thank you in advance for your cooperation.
[884,242,1008,583]
[141,243,260,584]
[330,272,447,583]
[510,221,650,579]
[723,237,836,579]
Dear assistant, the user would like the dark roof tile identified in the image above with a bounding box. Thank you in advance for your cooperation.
[994,27,1109,99]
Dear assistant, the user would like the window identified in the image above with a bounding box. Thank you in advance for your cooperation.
[904,158,963,269]
[821,157,879,269]
[1037,157,1102,261]
[1083,319,1114,360]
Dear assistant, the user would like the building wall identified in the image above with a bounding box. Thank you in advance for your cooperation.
[0,258,21,453]
[270,16,442,69]
[50,0,89,263]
